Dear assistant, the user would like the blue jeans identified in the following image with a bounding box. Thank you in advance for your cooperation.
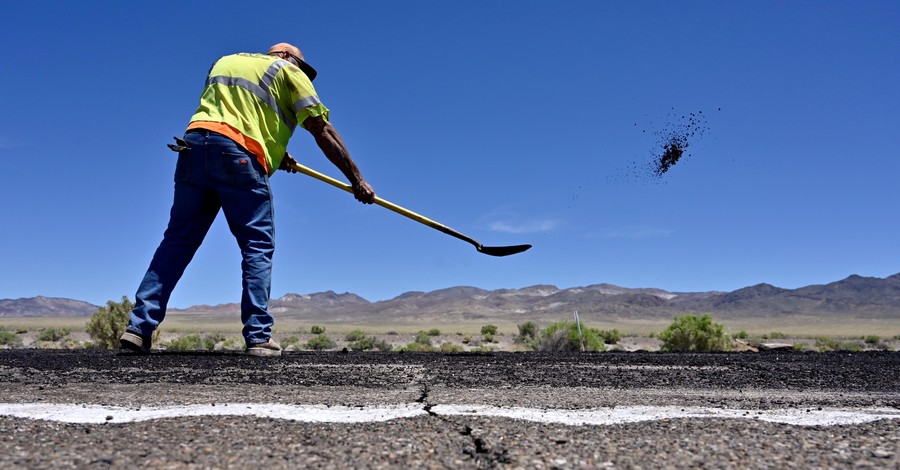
[128,130,276,345]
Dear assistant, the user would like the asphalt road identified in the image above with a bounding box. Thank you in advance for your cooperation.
[0,350,897,469]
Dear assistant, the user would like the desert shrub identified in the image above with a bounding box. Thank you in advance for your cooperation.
[281,336,301,349]
[38,327,71,342]
[440,342,465,353]
[0,327,21,347]
[306,334,336,350]
[733,330,749,340]
[658,314,729,352]
[403,341,435,352]
[86,296,133,349]
[426,328,441,336]
[203,332,226,350]
[594,329,622,345]
[166,334,204,351]
[482,333,495,343]
[345,329,367,342]
[414,331,432,345]
[481,324,498,336]
[461,335,472,344]
[220,337,245,350]
[536,321,606,352]
[164,333,224,351]
[517,321,538,339]
[863,335,880,344]
[310,325,326,334]
[350,336,391,351]
[515,322,539,349]
[768,331,786,339]
[15,328,28,334]
[815,336,862,352]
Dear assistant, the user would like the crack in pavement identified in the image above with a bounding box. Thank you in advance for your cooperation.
[416,378,511,469]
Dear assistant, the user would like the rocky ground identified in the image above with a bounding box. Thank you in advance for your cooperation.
[0,350,897,468]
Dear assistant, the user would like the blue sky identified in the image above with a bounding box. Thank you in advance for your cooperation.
[1,1,898,307]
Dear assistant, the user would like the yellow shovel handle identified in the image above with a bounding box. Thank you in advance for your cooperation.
[288,161,478,246]
[288,161,531,257]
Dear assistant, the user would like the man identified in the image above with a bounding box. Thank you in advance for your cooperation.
[120,43,375,356]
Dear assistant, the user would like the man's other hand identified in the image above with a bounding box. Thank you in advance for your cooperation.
[352,180,376,204]
[279,153,299,173]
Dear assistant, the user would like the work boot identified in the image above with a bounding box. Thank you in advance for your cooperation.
[120,330,152,354]
[246,339,282,357]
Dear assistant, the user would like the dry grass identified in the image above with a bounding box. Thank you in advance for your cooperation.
[2,315,899,342]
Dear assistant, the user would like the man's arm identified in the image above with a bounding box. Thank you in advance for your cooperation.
[299,115,376,204]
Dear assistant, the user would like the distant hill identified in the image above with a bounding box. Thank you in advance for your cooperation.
[0,296,98,317]
[2,274,899,323]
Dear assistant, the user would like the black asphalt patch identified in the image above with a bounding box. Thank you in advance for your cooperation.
[1,350,897,468]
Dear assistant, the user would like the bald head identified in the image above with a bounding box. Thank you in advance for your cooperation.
[268,43,304,61]
[267,42,317,81]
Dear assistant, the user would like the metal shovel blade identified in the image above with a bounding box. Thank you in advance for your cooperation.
[477,244,533,257]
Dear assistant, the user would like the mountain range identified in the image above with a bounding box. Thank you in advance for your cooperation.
[2,274,899,324]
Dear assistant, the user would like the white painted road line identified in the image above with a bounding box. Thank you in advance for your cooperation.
[433,405,900,427]
[0,403,425,424]
[1,403,898,427]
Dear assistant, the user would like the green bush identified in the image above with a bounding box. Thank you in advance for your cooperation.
[164,333,225,351]
[166,334,204,351]
[515,322,539,349]
[203,332,226,350]
[350,336,391,351]
[517,321,538,339]
[768,331,786,339]
[426,328,441,336]
[307,334,336,350]
[414,331,432,345]
[15,328,28,335]
[481,324,498,336]
[594,329,622,345]
[86,296,135,349]
[733,330,749,340]
[0,327,21,347]
[658,314,729,352]
[402,342,435,352]
[461,335,472,344]
[483,333,495,343]
[440,342,464,353]
[863,335,880,345]
[38,327,71,342]
[815,336,862,352]
[345,329,367,342]
[536,321,606,352]
[310,325,326,334]
[220,337,245,350]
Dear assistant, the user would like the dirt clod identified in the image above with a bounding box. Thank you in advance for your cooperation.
[650,110,709,177]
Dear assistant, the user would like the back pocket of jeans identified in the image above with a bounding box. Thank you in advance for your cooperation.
[221,151,261,188]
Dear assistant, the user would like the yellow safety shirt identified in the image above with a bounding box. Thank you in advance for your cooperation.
[187,53,329,175]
